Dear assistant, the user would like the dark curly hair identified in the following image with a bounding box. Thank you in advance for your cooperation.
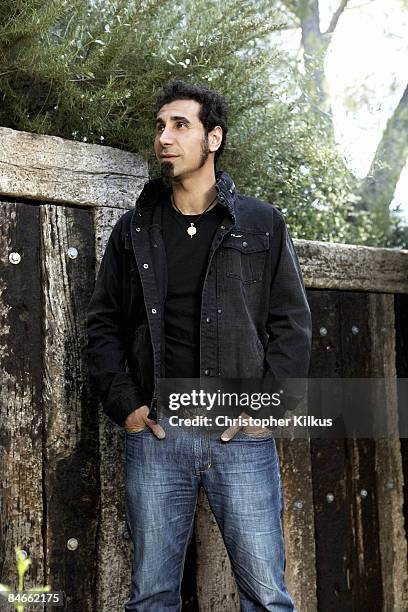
[154,80,228,166]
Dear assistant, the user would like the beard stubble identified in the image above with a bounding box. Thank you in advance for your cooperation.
[160,136,210,188]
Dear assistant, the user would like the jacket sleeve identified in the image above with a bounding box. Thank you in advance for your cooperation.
[86,217,148,427]
[263,212,312,415]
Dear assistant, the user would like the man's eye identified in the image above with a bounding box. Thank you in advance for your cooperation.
[156,125,164,132]
[176,122,186,128]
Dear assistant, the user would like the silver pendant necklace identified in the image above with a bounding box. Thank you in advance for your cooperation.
[171,194,218,237]
[187,224,197,237]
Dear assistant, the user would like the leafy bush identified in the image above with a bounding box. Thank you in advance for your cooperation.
[1,0,402,245]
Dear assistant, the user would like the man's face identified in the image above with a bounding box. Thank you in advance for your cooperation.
[154,99,211,185]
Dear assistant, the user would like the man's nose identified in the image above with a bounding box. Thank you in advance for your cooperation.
[159,127,174,145]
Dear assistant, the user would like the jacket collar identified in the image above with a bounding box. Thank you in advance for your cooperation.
[135,170,236,221]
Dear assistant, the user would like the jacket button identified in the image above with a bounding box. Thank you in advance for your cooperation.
[242,241,248,247]
[151,308,157,314]
[143,263,149,269]
[217,308,222,314]
[206,316,211,323]
[204,369,210,376]
[136,227,141,232]
[220,225,225,230]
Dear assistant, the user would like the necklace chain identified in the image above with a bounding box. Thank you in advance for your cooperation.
[171,193,218,237]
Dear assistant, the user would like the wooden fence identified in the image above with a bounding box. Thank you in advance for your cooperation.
[0,127,407,612]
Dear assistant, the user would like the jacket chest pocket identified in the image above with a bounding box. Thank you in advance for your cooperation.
[222,232,269,284]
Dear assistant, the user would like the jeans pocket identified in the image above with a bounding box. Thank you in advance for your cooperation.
[235,428,275,441]
[125,426,149,436]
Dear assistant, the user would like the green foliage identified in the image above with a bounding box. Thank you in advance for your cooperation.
[223,96,358,242]
[0,0,405,246]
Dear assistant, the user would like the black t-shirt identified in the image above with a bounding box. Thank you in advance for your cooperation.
[161,195,225,377]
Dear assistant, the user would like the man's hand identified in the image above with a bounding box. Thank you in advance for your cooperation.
[124,405,166,439]
[220,411,272,442]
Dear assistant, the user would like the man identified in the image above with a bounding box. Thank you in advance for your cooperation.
[86,80,312,611]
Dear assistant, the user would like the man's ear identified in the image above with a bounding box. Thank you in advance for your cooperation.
[208,126,223,152]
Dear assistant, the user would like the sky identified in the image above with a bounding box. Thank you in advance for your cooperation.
[278,0,408,222]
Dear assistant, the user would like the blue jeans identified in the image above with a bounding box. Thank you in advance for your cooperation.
[124,417,296,611]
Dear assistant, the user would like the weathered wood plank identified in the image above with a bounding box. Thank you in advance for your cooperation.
[195,487,239,611]
[339,292,382,611]
[41,203,99,611]
[0,127,147,209]
[394,295,408,565]
[308,290,354,611]
[0,202,44,589]
[308,289,408,610]
[278,436,318,612]
[367,293,408,612]
[295,239,408,294]
[308,290,385,610]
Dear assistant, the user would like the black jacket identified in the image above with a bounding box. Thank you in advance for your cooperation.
[86,170,312,427]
